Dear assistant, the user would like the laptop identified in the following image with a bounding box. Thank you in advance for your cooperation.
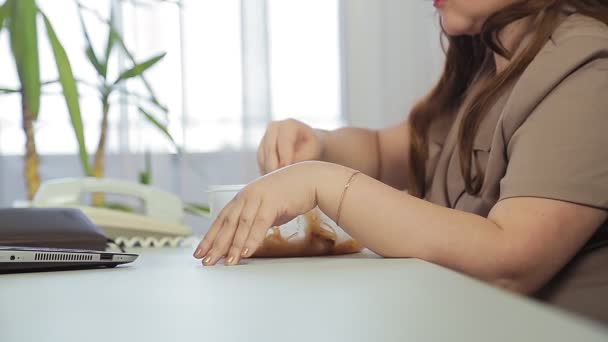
[0,246,138,272]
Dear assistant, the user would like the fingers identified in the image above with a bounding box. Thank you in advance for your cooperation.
[226,198,262,265]
[264,127,280,173]
[241,204,275,258]
[258,120,301,174]
[277,128,296,168]
[257,134,266,174]
[193,202,232,259]
[202,200,245,266]
[264,134,279,173]
[197,197,275,266]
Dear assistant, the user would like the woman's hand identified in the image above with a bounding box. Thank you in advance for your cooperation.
[257,119,324,174]
[193,162,321,266]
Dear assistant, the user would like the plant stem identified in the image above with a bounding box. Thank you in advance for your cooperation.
[22,95,40,200]
[91,98,110,206]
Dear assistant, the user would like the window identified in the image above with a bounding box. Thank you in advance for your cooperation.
[268,0,342,126]
[0,0,343,155]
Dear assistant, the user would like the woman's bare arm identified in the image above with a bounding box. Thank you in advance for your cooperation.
[318,121,410,189]
[314,162,605,294]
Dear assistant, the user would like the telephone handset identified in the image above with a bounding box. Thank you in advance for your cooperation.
[32,178,193,243]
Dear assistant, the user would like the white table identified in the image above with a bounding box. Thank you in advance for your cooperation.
[1,247,607,342]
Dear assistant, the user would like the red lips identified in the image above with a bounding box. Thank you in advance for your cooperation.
[433,0,444,7]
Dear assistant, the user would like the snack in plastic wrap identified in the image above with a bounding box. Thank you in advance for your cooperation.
[253,208,363,258]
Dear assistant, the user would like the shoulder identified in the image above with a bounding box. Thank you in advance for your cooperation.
[500,14,608,138]
[541,13,608,59]
[538,14,608,68]
[550,13,608,45]
[534,13,608,100]
[536,13,608,115]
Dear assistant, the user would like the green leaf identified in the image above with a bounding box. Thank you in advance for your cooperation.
[76,3,165,109]
[41,79,59,86]
[114,53,165,85]
[138,151,152,185]
[76,5,103,76]
[98,202,135,212]
[0,3,9,31]
[120,89,168,113]
[101,3,116,78]
[9,0,40,118]
[139,171,151,185]
[109,26,163,105]
[42,13,91,176]
[184,203,210,217]
[0,87,19,94]
[137,106,176,146]
[86,48,104,75]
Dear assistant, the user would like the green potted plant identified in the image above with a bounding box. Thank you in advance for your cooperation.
[0,0,89,199]
[75,1,175,205]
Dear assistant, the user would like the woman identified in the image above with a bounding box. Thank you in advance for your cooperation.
[194,0,608,322]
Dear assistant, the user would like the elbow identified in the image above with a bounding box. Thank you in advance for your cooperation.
[485,247,558,296]
[486,260,550,296]
[375,249,544,295]
[489,277,540,295]
[366,237,550,296]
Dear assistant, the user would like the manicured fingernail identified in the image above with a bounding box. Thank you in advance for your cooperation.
[193,247,202,258]
[203,256,212,264]
[241,248,249,257]
[226,256,234,265]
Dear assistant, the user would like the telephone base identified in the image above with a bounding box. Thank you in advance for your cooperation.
[113,236,200,248]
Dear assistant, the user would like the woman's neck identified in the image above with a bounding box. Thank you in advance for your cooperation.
[493,16,535,73]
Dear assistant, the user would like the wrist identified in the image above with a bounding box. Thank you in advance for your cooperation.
[301,161,357,223]
[314,129,329,161]
[291,161,326,209]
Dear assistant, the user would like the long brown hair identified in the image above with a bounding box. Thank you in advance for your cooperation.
[407,0,608,198]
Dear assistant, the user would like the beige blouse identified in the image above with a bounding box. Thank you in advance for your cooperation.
[423,14,608,323]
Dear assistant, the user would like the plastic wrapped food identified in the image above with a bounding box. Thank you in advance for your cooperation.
[253,208,363,258]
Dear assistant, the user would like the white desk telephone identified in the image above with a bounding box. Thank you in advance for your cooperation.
[32,178,198,247]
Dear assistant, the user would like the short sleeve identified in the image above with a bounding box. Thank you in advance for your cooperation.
[500,58,608,209]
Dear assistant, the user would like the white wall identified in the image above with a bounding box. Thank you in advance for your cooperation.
[341,0,444,129]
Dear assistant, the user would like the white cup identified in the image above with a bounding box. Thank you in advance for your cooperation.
[206,184,246,220]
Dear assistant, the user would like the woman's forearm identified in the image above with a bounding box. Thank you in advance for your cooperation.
[317,122,411,190]
[317,128,382,180]
[313,161,515,287]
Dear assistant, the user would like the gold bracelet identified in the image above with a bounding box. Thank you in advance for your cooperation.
[336,171,361,227]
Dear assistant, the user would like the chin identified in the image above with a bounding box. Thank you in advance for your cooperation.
[439,12,480,36]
